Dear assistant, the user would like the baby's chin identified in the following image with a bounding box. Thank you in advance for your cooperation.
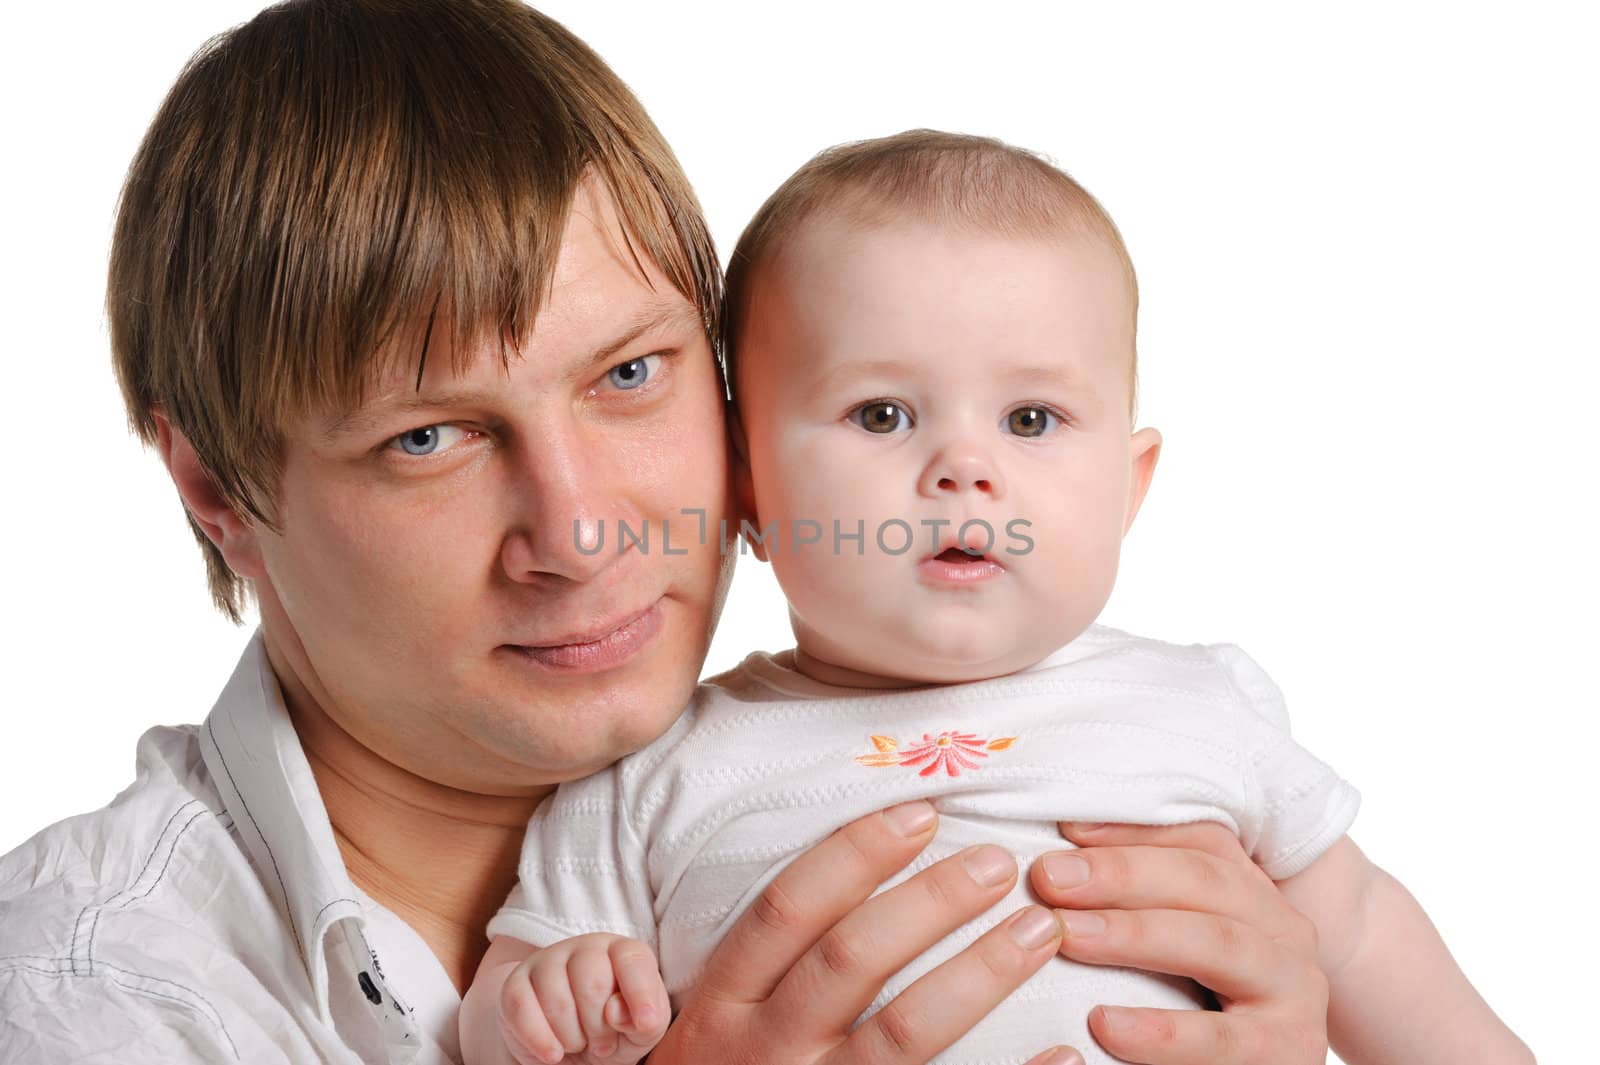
[795,618,1091,688]
[894,643,1064,684]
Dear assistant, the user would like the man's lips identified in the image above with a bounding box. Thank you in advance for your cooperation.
[504,599,664,672]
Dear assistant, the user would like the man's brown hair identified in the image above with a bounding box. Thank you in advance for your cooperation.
[108,0,721,621]
[722,129,1138,411]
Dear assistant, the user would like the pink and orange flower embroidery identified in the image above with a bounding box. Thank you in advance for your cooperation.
[854,730,1018,777]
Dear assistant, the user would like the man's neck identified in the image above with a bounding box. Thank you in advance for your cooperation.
[269,649,551,994]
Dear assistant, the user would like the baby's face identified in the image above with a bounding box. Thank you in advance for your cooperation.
[734,217,1159,686]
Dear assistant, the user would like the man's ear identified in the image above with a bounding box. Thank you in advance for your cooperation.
[1123,426,1162,535]
[725,403,768,562]
[152,408,267,579]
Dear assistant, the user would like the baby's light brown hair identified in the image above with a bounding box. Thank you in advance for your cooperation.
[722,129,1139,414]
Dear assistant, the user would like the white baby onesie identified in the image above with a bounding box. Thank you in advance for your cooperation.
[489,625,1360,1064]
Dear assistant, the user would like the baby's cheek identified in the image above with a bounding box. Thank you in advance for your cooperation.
[782,546,877,633]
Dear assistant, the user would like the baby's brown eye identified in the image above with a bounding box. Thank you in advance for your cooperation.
[855,402,912,434]
[1005,407,1057,438]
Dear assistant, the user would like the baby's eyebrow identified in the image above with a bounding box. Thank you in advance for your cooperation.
[811,359,1088,397]
[996,366,1084,393]
[810,358,919,394]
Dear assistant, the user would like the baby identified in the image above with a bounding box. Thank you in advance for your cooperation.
[460,131,1519,1064]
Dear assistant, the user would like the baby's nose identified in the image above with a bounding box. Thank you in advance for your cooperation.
[917,445,1005,499]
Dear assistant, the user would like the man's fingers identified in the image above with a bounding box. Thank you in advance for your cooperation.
[766,843,1022,1030]
[694,801,937,1005]
[1058,820,1245,863]
[1030,841,1290,939]
[838,906,1063,1064]
[1054,907,1323,1005]
[1086,1004,1322,1065]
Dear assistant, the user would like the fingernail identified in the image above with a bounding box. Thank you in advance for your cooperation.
[883,800,937,837]
[1042,852,1090,889]
[1008,906,1063,949]
[1038,1048,1086,1065]
[1059,910,1106,937]
[1068,822,1103,832]
[1096,1005,1136,1033]
[963,845,1016,887]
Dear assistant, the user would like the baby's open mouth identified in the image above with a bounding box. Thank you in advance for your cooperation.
[917,545,1006,584]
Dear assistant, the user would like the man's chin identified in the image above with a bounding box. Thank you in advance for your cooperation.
[494,664,697,772]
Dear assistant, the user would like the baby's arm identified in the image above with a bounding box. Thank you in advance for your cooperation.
[460,933,670,1065]
[1276,835,1532,1063]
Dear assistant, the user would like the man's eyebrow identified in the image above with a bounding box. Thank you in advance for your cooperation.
[569,298,702,383]
[321,387,505,442]
[321,299,702,442]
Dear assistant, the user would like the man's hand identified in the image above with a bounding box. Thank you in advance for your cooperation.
[1031,822,1329,1065]
[651,801,1085,1065]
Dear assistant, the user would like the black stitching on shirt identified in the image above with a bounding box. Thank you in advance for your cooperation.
[0,959,241,1060]
[310,897,362,929]
[102,965,242,1060]
[205,717,304,957]
[71,802,200,976]
[0,954,71,972]
[84,803,213,971]
[115,804,211,907]
[69,908,89,977]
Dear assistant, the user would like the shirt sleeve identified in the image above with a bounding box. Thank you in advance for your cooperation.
[487,764,659,949]
[1211,643,1362,880]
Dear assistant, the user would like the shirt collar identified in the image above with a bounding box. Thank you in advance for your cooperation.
[198,631,399,1020]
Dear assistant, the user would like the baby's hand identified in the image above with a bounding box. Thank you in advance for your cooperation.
[497,933,670,1065]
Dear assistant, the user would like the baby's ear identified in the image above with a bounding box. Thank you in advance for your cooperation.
[726,403,769,562]
[1123,426,1162,535]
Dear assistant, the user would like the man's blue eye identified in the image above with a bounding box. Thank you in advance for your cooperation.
[389,424,466,457]
[398,426,441,455]
[608,354,661,390]
[854,401,912,434]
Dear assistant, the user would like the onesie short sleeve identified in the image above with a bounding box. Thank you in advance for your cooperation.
[487,765,658,949]
[1211,643,1361,880]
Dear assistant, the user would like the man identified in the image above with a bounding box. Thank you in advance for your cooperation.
[0,3,1328,1062]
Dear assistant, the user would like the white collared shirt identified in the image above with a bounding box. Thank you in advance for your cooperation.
[0,634,463,1063]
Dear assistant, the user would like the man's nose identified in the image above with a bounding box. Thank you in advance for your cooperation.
[498,428,641,585]
[916,437,1007,500]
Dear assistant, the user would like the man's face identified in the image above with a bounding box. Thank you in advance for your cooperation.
[735,217,1158,685]
[249,180,734,793]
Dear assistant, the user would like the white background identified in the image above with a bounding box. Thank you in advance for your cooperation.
[2,2,1594,1059]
